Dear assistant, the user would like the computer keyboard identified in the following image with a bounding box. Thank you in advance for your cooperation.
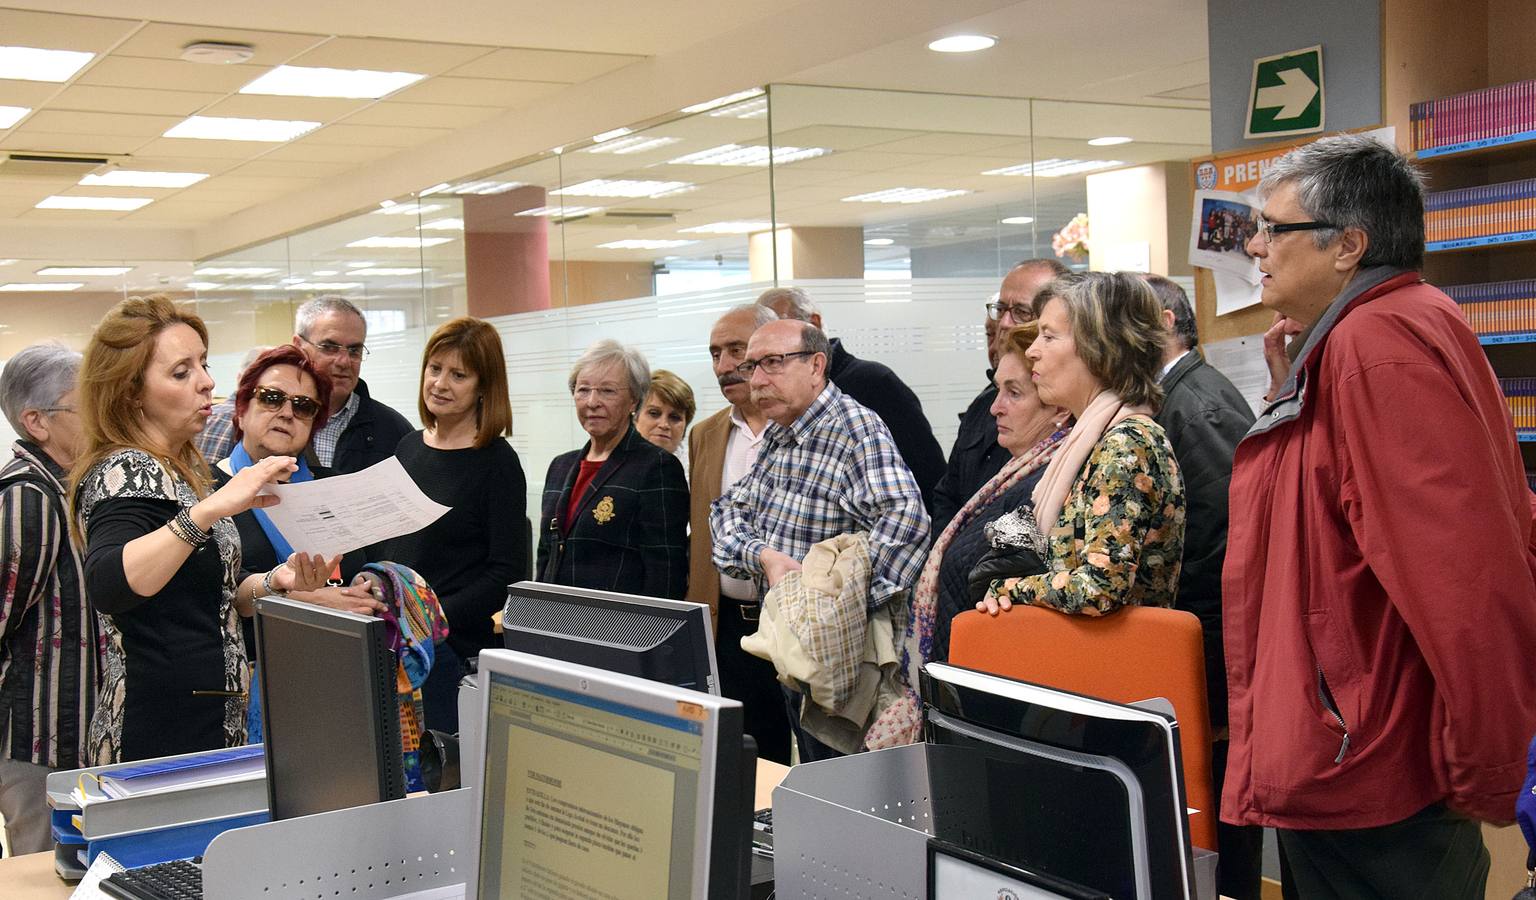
[100,858,203,900]
[752,807,774,856]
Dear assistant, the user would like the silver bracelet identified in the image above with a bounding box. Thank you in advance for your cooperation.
[168,507,209,546]
[261,566,289,598]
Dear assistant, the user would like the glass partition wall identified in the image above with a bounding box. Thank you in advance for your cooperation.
[195,85,1210,513]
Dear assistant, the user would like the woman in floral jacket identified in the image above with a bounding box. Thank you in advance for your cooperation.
[982,271,1185,616]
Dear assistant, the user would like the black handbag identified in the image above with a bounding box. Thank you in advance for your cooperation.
[966,505,1049,607]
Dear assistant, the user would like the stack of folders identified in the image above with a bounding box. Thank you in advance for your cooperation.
[1412,79,1536,151]
[1425,179,1536,244]
[1445,280,1536,337]
[74,746,265,805]
[1497,377,1536,439]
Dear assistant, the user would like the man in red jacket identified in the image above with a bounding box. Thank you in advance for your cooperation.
[1224,133,1536,899]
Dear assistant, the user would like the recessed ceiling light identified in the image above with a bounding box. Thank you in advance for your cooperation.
[514,205,605,218]
[419,218,463,231]
[0,260,15,266]
[596,239,698,250]
[678,221,776,235]
[180,42,256,65]
[195,266,278,276]
[591,127,633,143]
[279,276,305,284]
[186,281,223,290]
[0,282,83,292]
[219,283,278,291]
[583,135,680,155]
[864,238,895,246]
[284,281,363,291]
[311,270,338,276]
[983,159,1124,177]
[346,236,454,249]
[927,34,997,53]
[35,196,152,211]
[0,106,30,129]
[345,261,378,268]
[709,97,768,119]
[163,116,321,142]
[553,179,694,199]
[681,88,764,114]
[1000,216,1035,225]
[240,65,426,100]
[667,144,831,167]
[350,267,424,276]
[419,180,523,196]
[36,266,133,276]
[372,202,445,216]
[80,170,208,188]
[841,187,970,204]
[1088,136,1134,147]
[0,46,95,82]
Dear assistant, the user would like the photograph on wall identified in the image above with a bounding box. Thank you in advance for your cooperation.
[1189,189,1262,285]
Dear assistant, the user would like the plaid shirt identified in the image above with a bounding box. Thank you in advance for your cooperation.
[193,398,238,463]
[710,382,930,609]
[311,390,360,468]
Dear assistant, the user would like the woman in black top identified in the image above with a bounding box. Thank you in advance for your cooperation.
[373,317,525,732]
[71,296,334,764]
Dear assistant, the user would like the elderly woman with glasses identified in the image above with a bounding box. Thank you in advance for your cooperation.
[537,339,689,601]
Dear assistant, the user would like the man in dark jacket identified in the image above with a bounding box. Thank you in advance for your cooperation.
[291,297,414,474]
[757,287,946,514]
[930,259,1067,535]
[1145,274,1259,900]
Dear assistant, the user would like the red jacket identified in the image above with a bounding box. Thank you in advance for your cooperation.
[1222,269,1536,830]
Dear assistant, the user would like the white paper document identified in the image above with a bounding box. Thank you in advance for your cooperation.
[258,457,450,558]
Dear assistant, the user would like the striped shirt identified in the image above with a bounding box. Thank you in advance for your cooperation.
[311,390,360,468]
[710,382,930,608]
[0,441,102,768]
[192,398,238,464]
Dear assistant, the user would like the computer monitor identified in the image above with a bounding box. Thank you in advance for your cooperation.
[474,648,755,900]
[254,596,405,820]
[921,662,1195,900]
[502,580,720,695]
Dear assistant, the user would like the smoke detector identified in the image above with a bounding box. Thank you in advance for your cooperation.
[181,42,256,65]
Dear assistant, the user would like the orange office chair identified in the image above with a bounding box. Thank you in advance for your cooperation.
[948,604,1217,852]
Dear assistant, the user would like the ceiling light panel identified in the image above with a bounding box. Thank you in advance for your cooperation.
[420,180,524,196]
[163,116,322,142]
[591,127,632,143]
[515,205,604,218]
[0,47,95,83]
[195,266,279,276]
[709,97,768,119]
[350,267,424,276]
[927,35,997,53]
[239,65,426,100]
[1000,216,1035,225]
[841,188,970,204]
[982,159,1124,177]
[553,179,694,199]
[80,171,208,188]
[36,266,132,276]
[678,221,776,235]
[681,88,764,114]
[419,218,463,231]
[36,196,153,211]
[372,202,445,216]
[186,282,223,290]
[597,239,698,250]
[346,236,454,249]
[583,135,680,155]
[0,106,30,129]
[0,282,84,292]
[667,144,831,167]
[1088,136,1134,146]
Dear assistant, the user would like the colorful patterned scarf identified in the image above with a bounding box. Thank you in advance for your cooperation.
[361,561,449,793]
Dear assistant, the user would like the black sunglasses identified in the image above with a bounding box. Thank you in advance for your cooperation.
[253,385,321,420]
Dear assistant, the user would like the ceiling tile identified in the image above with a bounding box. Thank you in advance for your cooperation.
[871,133,1028,155]
[257,141,399,164]
[0,181,60,199]
[446,48,644,83]
[199,174,317,192]
[0,81,64,107]
[111,23,328,66]
[22,207,133,221]
[343,102,504,130]
[768,125,927,150]
[132,137,269,160]
[288,38,495,76]
[387,77,563,107]
[51,84,223,117]
[0,10,140,53]
[302,123,450,149]
[199,94,371,122]
[0,130,148,155]
[23,110,182,137]
[78,58,271,93]
[230,158,352,178]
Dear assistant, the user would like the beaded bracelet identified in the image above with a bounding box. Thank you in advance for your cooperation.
[167,507,210,547]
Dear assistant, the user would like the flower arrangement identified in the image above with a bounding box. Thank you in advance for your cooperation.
[1052,213,1090,262]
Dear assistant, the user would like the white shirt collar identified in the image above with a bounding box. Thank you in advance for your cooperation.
[1160,349,1190,379]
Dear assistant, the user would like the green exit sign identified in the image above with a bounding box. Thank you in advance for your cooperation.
[1245,45,1324,139]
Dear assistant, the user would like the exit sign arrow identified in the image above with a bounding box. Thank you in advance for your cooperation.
[1246,45,1325,138]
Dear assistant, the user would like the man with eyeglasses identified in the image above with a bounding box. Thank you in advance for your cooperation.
[1223,133,1536,899]
[756,287,946,515]
[290,296,412,474]
[931,258,1067,536]
[710,319,929,761]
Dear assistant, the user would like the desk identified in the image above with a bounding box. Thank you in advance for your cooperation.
[0,759,793,899]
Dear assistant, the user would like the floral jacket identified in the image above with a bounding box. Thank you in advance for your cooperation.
[994,416,1185,615]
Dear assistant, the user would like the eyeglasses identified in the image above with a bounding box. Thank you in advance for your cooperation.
[985,301,1033,322]
[38,406,76,414]
[735,350,816,377]
[1254,216,1337,244]
[573,385,625,402]
[298,334,369,360]
[252,385,322,420]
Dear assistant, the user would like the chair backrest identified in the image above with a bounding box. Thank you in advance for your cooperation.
[948,604,1217,852]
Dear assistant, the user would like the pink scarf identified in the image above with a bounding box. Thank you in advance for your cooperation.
[1031,390,1153,533]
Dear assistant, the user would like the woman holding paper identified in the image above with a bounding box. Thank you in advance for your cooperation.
[71,296,337,765]
[372,317,526,732]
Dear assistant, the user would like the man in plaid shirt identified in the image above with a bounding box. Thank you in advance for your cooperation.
[710,319,929,760]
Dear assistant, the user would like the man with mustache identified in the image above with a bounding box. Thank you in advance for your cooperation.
[711,319,929,761]
[686,303,791,764]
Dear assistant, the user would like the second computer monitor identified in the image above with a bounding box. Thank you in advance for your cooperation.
[502,581,720,695]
